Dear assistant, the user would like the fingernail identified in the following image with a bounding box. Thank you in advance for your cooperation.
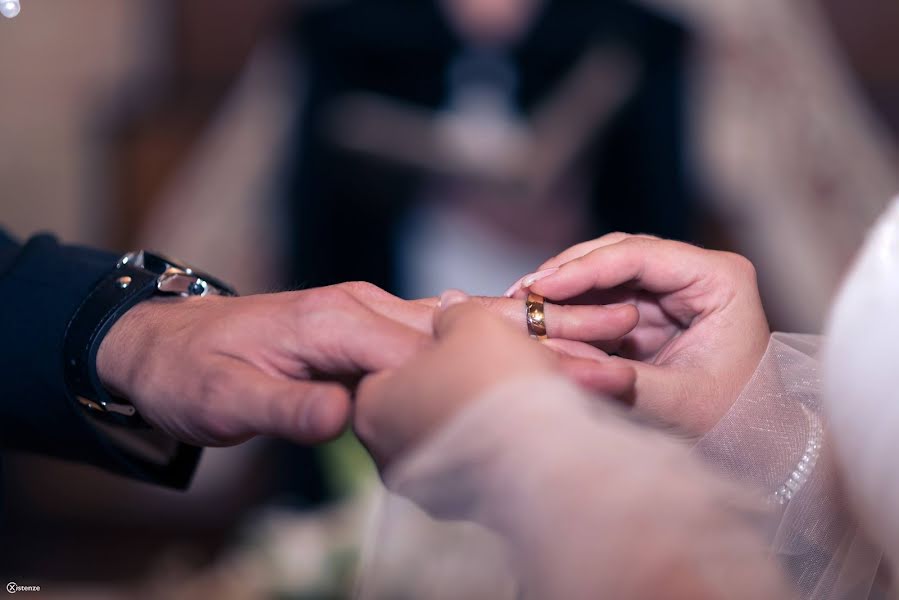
[521,267,559,288]
[438,289,469,309]
[502,277,525,298]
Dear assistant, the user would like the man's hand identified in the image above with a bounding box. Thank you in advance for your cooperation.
[96,282,639,448]
[354,292,636,470]
[508,233,770,435]
[96,283,429,447]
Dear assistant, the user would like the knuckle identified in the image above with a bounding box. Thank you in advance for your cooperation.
[618,235,654,252]
[281,289,308,306]
[620,234,646,246]
[602,231,630,242]
[721,252,757,279]
[302,285,356,310]
[340,280,383,299]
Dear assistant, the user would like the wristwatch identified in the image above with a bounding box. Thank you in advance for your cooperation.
[63,250,237,427]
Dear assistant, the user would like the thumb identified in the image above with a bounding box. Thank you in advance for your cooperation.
[433,289,473,338]
[436,288,470,312]
[434,289,509,341]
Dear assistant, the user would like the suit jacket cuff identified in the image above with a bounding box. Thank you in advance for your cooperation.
[0,233,200,488]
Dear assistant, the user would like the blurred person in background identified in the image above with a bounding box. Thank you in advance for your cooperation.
[284,0,899,328]
[284,0,692,299]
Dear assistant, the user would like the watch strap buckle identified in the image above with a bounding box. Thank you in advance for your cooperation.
[157,270,213,297]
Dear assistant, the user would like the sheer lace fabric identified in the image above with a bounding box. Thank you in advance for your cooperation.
[695,333,882,599]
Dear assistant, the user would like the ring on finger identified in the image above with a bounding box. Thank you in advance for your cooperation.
[526,293,548,340]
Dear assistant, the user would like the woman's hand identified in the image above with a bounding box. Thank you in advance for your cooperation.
[507,233,770,435]
[354,291,787,600]
[353,291,636,470]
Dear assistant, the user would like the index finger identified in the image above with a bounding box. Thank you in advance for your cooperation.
[536,232,660,272]
[503,233,659,298]
[529,237,714,301]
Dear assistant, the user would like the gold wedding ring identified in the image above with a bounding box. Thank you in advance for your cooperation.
[526,293,548,340]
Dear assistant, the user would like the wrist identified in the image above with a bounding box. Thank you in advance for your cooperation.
[95,298,169,401]
[64,250,236,426]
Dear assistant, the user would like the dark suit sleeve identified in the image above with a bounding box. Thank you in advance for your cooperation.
[0,230,200,488]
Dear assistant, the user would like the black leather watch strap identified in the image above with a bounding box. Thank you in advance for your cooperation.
[63,263,159,427]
